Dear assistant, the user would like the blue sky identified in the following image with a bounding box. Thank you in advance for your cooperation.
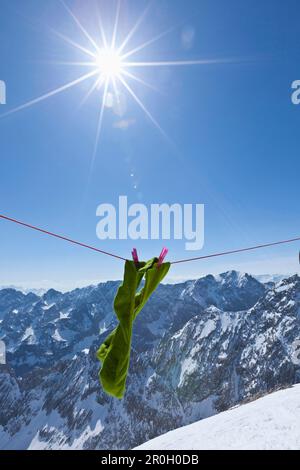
[0,0,299,289]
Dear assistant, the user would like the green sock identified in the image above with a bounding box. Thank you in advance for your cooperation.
[97,258,170,399]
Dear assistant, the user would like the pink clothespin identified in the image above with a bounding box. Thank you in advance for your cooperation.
[157,247,168,268]
[132,248,139,265]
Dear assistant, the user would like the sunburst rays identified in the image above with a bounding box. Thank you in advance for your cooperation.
[1,0,235,158]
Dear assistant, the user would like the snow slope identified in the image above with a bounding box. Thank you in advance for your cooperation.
[135,385,300,450]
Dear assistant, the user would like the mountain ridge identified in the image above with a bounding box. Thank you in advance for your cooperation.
[0,270,299,449]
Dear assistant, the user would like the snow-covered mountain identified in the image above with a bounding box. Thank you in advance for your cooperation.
[0,271,299,450]
[135,384,300,450]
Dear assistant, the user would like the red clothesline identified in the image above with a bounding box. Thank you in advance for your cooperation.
[0,214,126,262]
[0,213,299,265]
[171,237,300,264]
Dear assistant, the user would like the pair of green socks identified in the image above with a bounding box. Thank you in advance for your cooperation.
[97,258,170,399]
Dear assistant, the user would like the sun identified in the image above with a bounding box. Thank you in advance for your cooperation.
[1,0,232,162]
[96,48,123,80]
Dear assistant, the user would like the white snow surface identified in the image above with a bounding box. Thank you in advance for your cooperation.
[21,327,36,344]
[135,385,300,450]
[52,329,66,342]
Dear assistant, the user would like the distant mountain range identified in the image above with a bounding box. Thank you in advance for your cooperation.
[0,271,299,449]
[0,273,291,294]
